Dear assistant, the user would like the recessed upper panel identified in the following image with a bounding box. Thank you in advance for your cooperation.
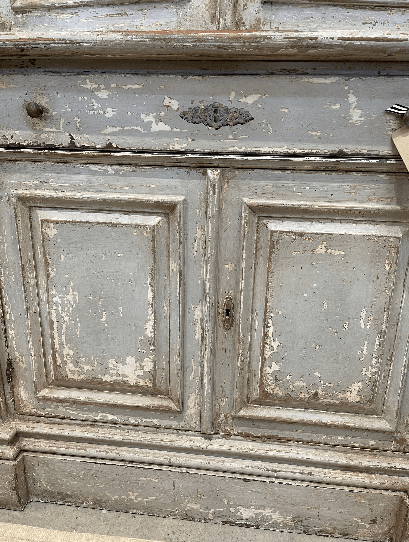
[254,221,400,413]
[221,0,409,38]
[5,0,216,32]
[36,209,167,394]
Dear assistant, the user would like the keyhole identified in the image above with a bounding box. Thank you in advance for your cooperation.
[222,296,234,330]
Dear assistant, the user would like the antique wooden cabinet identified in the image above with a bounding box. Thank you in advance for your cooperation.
[1,0,409,538]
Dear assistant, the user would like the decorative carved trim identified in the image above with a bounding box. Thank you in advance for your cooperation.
[180,102,253,130]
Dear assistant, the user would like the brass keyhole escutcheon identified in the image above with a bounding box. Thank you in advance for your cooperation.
[222,296,234,331]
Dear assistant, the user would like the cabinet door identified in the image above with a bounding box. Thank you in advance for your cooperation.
[214,168,409,449]
[0,162,208,431]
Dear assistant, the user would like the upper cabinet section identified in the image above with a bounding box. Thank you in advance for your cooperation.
[219,0,409,32]
[1,0,409,58]
[0,0,218,34]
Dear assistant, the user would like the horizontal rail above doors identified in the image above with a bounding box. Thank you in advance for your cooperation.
[0,148,405,172]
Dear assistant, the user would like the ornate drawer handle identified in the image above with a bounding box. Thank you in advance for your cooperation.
[180,102,253,130]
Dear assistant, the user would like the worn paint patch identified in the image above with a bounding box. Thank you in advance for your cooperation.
[238,93,262,104]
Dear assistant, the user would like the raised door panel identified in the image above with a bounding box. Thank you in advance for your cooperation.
[219,0,409,40]
[0,162,207,430]
[214,169,409,448]
[1,0,217,35]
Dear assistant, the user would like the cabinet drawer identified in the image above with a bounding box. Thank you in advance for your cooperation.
[0,72,404,156]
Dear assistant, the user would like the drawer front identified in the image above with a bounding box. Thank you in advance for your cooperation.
[0,72,403,156]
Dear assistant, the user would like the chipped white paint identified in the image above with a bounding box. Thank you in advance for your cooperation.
[0,73,405,156]
[238,93,262,104]
[163,96,179,111]
[311,241,345,255]
[348,90,365,126]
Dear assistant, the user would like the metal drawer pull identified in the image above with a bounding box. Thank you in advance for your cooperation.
[25,102,44,119]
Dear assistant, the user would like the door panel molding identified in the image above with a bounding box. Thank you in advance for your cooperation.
[236,201,409,433]
[15,192,184,414]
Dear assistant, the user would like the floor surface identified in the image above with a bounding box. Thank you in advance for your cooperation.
[0,501,350,542]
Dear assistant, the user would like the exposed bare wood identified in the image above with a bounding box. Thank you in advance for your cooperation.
[0,148,406,172]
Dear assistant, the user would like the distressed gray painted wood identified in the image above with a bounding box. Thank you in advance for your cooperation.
[219,1,409,32]
[0,457,28,510]
[0,2,408,56]
[1,18,409,535]
[23,453,409,540]
[2,160,409,529]
[0,72,405,155]
[214,168,409,449]
[0,162,210,430]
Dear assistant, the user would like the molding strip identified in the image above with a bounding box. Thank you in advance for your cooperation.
[0,419,407,491]
[0,31,409,61]
[0,148,405,172]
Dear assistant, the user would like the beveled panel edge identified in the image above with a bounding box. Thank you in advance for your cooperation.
[37,387,180,411]
[235,405,394,432]
[243,199,409,221]
[12,191,185,416]
[1,31,409,61]
[0,281,12,422]
[0,148,405,172]
[13,190,185,213]
[32,207,169,397]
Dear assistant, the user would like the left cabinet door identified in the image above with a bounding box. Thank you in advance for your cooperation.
[0,162,208,431]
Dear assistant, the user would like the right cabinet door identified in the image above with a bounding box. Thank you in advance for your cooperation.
[214,168,409,450]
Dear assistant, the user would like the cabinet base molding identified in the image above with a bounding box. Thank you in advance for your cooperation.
[0,456,28,510]
[0,453,398,541]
